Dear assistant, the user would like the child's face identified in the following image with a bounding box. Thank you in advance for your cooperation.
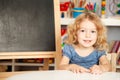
[77,19,97,48]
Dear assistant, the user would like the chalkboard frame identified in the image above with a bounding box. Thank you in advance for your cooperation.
[0,0,61,69]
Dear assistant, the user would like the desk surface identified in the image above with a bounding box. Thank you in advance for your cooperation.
[3,70,120,80]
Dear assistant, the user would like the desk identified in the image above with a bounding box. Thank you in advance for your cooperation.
[2,70,120,80]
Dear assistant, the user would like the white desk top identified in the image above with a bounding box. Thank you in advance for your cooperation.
[7,70,120,80]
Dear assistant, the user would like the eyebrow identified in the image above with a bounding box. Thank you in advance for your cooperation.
[80,27,97,30]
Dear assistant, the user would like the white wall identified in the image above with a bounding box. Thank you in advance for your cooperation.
[107,26,120,41]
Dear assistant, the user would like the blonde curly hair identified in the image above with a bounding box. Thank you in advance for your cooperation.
[65,12,108,51]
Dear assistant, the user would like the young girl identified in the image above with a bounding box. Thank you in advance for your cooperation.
[59,12,111,74]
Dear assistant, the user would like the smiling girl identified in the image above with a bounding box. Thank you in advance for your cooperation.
[59,12,111,74]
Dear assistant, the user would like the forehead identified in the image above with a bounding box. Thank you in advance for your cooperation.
[80,19,96,29]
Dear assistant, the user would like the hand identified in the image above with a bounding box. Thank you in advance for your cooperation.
[68,64,90,73]
[90,65,103,74]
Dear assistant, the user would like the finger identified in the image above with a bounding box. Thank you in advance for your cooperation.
[70,69,75,73]
[80,69,90,73]
[73,69,79,73]
[80,69,84,73]
[73,69,77,73]
[76,69,80,73]
[91,69,102,75]
[86,69,90,72]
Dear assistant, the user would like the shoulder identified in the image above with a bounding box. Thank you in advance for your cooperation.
[63,44,73,50]
[62,44,74,59]
[97,50,106,54]
[95,50,106,58]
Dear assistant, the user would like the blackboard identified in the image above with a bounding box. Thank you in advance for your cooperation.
[0,0,56,52]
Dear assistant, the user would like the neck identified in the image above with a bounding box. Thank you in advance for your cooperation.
[74,45,95,57]
[77,44,94,50]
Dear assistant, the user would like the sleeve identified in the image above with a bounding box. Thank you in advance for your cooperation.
[62,44,72,59]
[97,50,106,59]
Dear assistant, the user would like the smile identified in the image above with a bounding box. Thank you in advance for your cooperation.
[83,40,92,43]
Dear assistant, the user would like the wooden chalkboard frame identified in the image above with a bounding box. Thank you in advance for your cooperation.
[0,0,62,69]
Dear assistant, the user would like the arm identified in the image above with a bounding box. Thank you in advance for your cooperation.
[99,55,111,72]
[58,56,70,70]
[90,55,111,74]
[58,56,90,73]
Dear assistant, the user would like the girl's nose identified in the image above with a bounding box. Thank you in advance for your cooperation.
[85,31,90,38]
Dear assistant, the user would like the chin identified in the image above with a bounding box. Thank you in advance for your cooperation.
[83,45,93,48]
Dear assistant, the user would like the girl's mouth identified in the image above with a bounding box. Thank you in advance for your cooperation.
[83,40,92,43]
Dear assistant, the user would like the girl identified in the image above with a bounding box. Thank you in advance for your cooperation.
[59,12,111,74]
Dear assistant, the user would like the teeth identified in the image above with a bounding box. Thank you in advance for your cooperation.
[84,40,91,43]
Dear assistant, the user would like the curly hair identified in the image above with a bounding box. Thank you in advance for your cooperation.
[65,12,108,51]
